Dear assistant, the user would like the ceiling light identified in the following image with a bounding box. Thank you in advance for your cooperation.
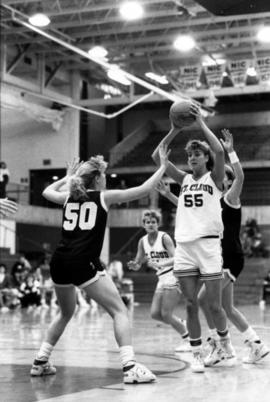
[173,35,196,52]
[110,173,117,178]
[257,26,270,43]
[88,46,108,59]
[28,13,51,27]
[145,72,169,85]
[246,67,257,77]
[107,66,131,86]
[119,1,144,21]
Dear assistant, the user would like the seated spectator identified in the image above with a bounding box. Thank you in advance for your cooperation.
[0,263,12,311]
[19,274,41,308]
[12,254,32,277]
[0,263,24,310]
[242,218,268,258]
[259,271,270,310]
[0,161,10,198]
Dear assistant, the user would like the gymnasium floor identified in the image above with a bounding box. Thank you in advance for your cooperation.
[0,303,269,402]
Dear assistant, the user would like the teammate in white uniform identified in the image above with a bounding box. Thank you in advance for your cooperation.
[128,210,190,352]
[152,105,234,373]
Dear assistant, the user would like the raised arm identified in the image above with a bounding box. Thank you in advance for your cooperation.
[104,143,169,207]
[192,105,225,189]
[127,239,145,271]
[220,129,244,205]
[42,158,82,205]
[151,124,187,185]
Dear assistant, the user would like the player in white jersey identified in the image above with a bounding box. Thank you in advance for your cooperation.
[152,105,234,373]
[128,210,190,352]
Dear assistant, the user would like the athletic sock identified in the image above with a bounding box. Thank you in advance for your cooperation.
[181,331,189,339]
[36,342,54,361]
[217,327,230,340]
[242,326,260,343]
[119,345,136,369]
[190,338,202,354]
[208,328,218,341]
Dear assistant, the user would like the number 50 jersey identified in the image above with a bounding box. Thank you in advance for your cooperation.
[175,172,223,243]
[55,191,108,260]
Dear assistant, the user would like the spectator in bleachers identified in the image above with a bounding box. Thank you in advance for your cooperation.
[35,258,55,308]
[242,218,268,258]
[19,274,41,308]
[12,254,32,276]
[0,263,12,311]
[259,270,270,310]
[0,161,10,198]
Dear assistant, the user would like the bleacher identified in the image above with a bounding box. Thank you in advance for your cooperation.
[124,258,270,305]
[112,125,270,169]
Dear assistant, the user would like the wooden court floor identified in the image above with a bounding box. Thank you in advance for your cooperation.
[0,302,269,402]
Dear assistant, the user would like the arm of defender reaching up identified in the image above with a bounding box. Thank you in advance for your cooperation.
[220,129,244,206]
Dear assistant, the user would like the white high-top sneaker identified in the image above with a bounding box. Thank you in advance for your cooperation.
[30,359,57,376]
[191,352,205,373]
[123,362,156,384]
[243,341,270,364]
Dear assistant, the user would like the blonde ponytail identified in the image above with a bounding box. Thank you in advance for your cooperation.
[69,175,88,201]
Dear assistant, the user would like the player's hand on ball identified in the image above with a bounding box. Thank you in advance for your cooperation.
[190,103,201,119]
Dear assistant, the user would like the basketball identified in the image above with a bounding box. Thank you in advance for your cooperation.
[169,100,196,128]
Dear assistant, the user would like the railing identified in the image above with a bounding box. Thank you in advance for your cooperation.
[6,182,29,205]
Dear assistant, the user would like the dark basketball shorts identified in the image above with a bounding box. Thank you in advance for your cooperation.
[50,254,105,288]
[223,253,244,282]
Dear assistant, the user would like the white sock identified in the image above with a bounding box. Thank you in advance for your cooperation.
[242,326,260,343]
[208,328,218,340]
[36,342,54,361]
[119,345,136,368]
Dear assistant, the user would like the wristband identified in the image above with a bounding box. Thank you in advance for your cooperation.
[228,151,239,164]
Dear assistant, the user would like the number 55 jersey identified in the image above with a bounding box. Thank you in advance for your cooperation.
[55,191,108,260]
[175,172,223,243]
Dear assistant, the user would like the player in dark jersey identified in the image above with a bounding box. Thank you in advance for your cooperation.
[198,129,269,365]
[30,145,170,384]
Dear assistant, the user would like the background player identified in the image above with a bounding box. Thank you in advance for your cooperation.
[31,145,169,384]
[198,129,269,365]
[127,209,190,352]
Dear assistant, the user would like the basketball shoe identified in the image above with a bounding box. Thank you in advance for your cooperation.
[243,341,270,364]
[30,359,56,376]
[191,352,205,373]
[123,362,156,384]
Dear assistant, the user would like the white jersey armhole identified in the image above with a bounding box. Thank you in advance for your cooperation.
[100,192,108,212]
[224,193,241,209]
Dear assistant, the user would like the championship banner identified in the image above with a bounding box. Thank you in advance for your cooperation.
[256,56,270,83]
[204,62,225,89]
[227,59,250,87]
[177,64,201,91]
